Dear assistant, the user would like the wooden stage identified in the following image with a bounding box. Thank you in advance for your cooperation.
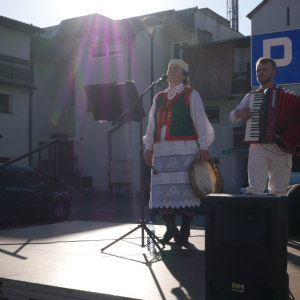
[0,220,299,299]
[0,221,206,300]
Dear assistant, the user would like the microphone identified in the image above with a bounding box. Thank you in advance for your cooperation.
[154,74,168,88]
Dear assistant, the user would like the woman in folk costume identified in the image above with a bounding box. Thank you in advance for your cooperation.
[143,59,215,245]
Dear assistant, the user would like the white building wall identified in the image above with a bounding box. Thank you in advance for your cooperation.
[74,26,176,194]
[251,0,300,35]
[32,55,75,150]
[74,12,247,194]
[195,10,243,42]
[74,36,136,193]
[0,25,32,166]
[203,95,246,194]
[49,9,249,194]
[0,27,30,60]
[0,84,30,165]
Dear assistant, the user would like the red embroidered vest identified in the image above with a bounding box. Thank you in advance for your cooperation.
[153,87,198,144]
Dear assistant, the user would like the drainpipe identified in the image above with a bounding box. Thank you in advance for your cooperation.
[107,122,125,194]
[127,35,133,80]
[29,90,33,166]
[106,36,133,194]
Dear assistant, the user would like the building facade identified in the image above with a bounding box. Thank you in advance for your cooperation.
[183,36,251,193]
[0,17,41,166]
[30,7,243,194]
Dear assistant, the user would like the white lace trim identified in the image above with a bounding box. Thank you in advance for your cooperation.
[149,183,200,209]
[150,199,201,209]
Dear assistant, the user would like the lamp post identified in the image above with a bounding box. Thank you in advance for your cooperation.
[141,16,163,105]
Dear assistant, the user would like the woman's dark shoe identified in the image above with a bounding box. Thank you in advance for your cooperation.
[159,214,179,244]
[175,214,194,245]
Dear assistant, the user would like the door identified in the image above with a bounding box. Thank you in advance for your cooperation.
[57,141,74,176]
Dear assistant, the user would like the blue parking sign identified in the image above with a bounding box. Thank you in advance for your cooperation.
[252,28,300,86]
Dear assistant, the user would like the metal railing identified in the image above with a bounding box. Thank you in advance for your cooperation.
[0,138,60,230]
[0,54,34,85]
[32,155,90,191]
[60,165,88,190]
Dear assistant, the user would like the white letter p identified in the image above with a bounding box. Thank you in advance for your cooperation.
[263,37,292,67]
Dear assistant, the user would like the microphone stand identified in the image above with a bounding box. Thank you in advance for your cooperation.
[101,80,166,258]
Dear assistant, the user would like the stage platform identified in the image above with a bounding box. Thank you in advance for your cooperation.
[0,221,206,300]
[0,221,299,300]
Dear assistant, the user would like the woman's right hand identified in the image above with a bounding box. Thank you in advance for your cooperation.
[144,150,153,166]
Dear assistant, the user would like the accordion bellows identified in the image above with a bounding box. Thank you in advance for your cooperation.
[244,88,300,155]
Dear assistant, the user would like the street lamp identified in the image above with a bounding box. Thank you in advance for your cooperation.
[141,16,164,105]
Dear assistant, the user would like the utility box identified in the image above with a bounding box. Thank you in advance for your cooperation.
[109,160,135,183]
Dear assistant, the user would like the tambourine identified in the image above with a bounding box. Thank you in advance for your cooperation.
[189,159,222,198]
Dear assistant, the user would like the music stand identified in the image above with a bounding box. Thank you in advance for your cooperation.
[84,80,166,257]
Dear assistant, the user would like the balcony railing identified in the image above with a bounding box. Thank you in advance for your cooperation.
[232,71,251,95]
[233,126,249,149]
[0,53,34,85]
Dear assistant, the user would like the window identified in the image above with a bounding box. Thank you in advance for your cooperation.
[0,94,11,113]
[198,30,213,43]
[0,171,16,187]
[91,43,123,58]
[91,44,106,58]
[205,106,219,123]
[109,43,123,55]
[238,60,251,80]
[172,42,188,59]
[20,171,45,189]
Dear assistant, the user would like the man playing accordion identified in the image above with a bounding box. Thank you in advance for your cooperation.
[229,57,292,196]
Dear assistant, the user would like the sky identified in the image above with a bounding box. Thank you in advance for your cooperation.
[0,0,263,36]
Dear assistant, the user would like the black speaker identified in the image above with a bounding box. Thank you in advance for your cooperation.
[205,194,289,300]
[287,184,300,234]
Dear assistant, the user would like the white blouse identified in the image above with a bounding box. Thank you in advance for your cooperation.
[143,83,215,151]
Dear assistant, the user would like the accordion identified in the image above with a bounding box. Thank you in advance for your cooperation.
[244,87,300,155]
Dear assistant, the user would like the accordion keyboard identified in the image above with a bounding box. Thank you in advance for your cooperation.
[244,92,264,142]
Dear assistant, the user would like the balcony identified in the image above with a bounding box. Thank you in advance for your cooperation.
[232,71,251,95]
[0,54,37,89]
[233,126,249,150]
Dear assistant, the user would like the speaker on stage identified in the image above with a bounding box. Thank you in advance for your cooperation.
[205,194,289,300]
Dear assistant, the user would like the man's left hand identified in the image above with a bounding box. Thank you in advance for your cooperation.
[198,150,209,161]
